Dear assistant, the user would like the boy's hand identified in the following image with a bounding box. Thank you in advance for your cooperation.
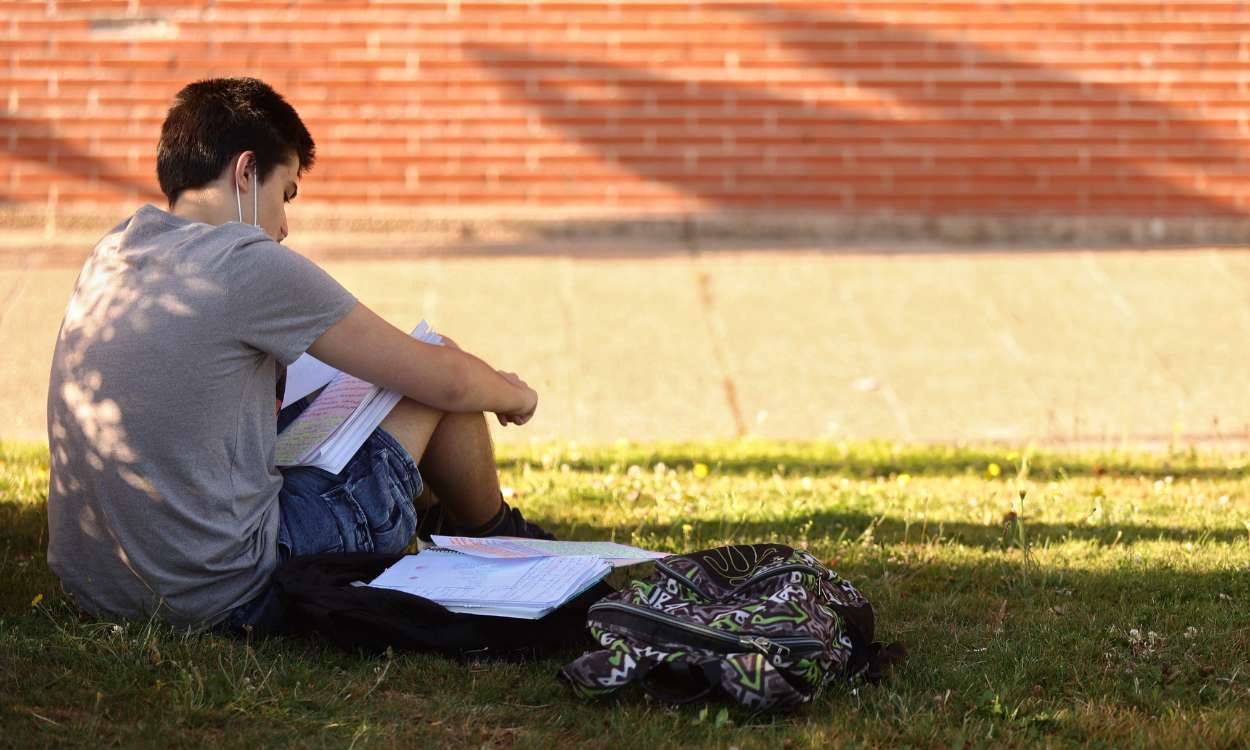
[436,336,535,424]
[310,303,537,418]
[496,370,537,426]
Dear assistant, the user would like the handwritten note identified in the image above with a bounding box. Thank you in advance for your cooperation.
[430,536,668,567]
[273,374,375,465]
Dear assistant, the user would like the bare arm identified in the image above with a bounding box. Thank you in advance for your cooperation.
[306,301,536,423]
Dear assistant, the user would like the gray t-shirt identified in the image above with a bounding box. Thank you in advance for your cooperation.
[46,205,357,628]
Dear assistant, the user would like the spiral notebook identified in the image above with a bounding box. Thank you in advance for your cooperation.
[367,549,611,619]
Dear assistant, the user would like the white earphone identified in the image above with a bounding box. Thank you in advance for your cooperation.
[233,154,259,227]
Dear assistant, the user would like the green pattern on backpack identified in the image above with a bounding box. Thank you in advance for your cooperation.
[561,544,882,711]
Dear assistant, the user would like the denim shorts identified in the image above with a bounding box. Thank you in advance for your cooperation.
[216,398,422,635]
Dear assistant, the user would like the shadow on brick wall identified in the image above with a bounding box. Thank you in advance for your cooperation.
[466,5,1246,220]
[0,112,158,205]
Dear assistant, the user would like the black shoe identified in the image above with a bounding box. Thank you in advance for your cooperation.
[416,501,556,541]
[492,503,556,541]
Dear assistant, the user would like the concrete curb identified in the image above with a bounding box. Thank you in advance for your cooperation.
[3,206,1249,252]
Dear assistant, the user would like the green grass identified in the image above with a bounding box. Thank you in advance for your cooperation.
[3,439,1249,748]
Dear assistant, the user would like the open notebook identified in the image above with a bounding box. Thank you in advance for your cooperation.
[367,549,611,619]
[274,320,442,475]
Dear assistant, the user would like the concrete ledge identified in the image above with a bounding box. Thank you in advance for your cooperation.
[3,204,1249,252]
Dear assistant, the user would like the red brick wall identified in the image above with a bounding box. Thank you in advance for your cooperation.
[3,1,1248,218]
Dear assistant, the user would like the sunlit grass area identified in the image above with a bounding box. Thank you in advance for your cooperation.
[3,440,1248,748]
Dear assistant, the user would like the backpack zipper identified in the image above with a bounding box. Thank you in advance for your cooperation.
[655,560,828,601]
[735,563,827,591]
[653,559,714,600]
[589,601,825,659]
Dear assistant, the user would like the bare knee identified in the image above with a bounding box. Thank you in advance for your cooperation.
[437,409,490,431]
[378,397,444,463]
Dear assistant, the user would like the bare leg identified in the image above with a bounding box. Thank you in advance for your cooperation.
[411,481,438,514]
[378,398,501,529]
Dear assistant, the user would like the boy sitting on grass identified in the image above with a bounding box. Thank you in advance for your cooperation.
[46,77,552,635]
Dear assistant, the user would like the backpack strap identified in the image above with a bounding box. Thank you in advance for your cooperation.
[827,599,907,682]
[637,660,722,704]
[862,641,909,682]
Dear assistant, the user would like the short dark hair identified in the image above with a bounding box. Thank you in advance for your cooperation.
[156,77,315,206]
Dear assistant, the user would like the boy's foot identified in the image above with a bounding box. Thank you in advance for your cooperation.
[416,500,556,542]
[487,503,557,541]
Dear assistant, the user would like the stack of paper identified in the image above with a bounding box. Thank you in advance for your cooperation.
[368,550,611,619]
[274,321,442,474]
[430,535,668,568]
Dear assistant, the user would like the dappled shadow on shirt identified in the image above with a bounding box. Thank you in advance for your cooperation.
[45,228,229,620]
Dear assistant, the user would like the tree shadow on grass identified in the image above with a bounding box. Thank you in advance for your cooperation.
[497,446,1250,481]
[0,497,56,614]
[2,558,1246,750]
[5,489,1249,745]
[0,495,47,554]
[566,506,1250,549]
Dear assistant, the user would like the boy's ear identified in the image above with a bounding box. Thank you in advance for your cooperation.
[232,150,257,190]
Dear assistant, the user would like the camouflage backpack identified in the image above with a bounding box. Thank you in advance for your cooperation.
[560,544,903,710]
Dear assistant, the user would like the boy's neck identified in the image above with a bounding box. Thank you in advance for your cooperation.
[169,183,235,227]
